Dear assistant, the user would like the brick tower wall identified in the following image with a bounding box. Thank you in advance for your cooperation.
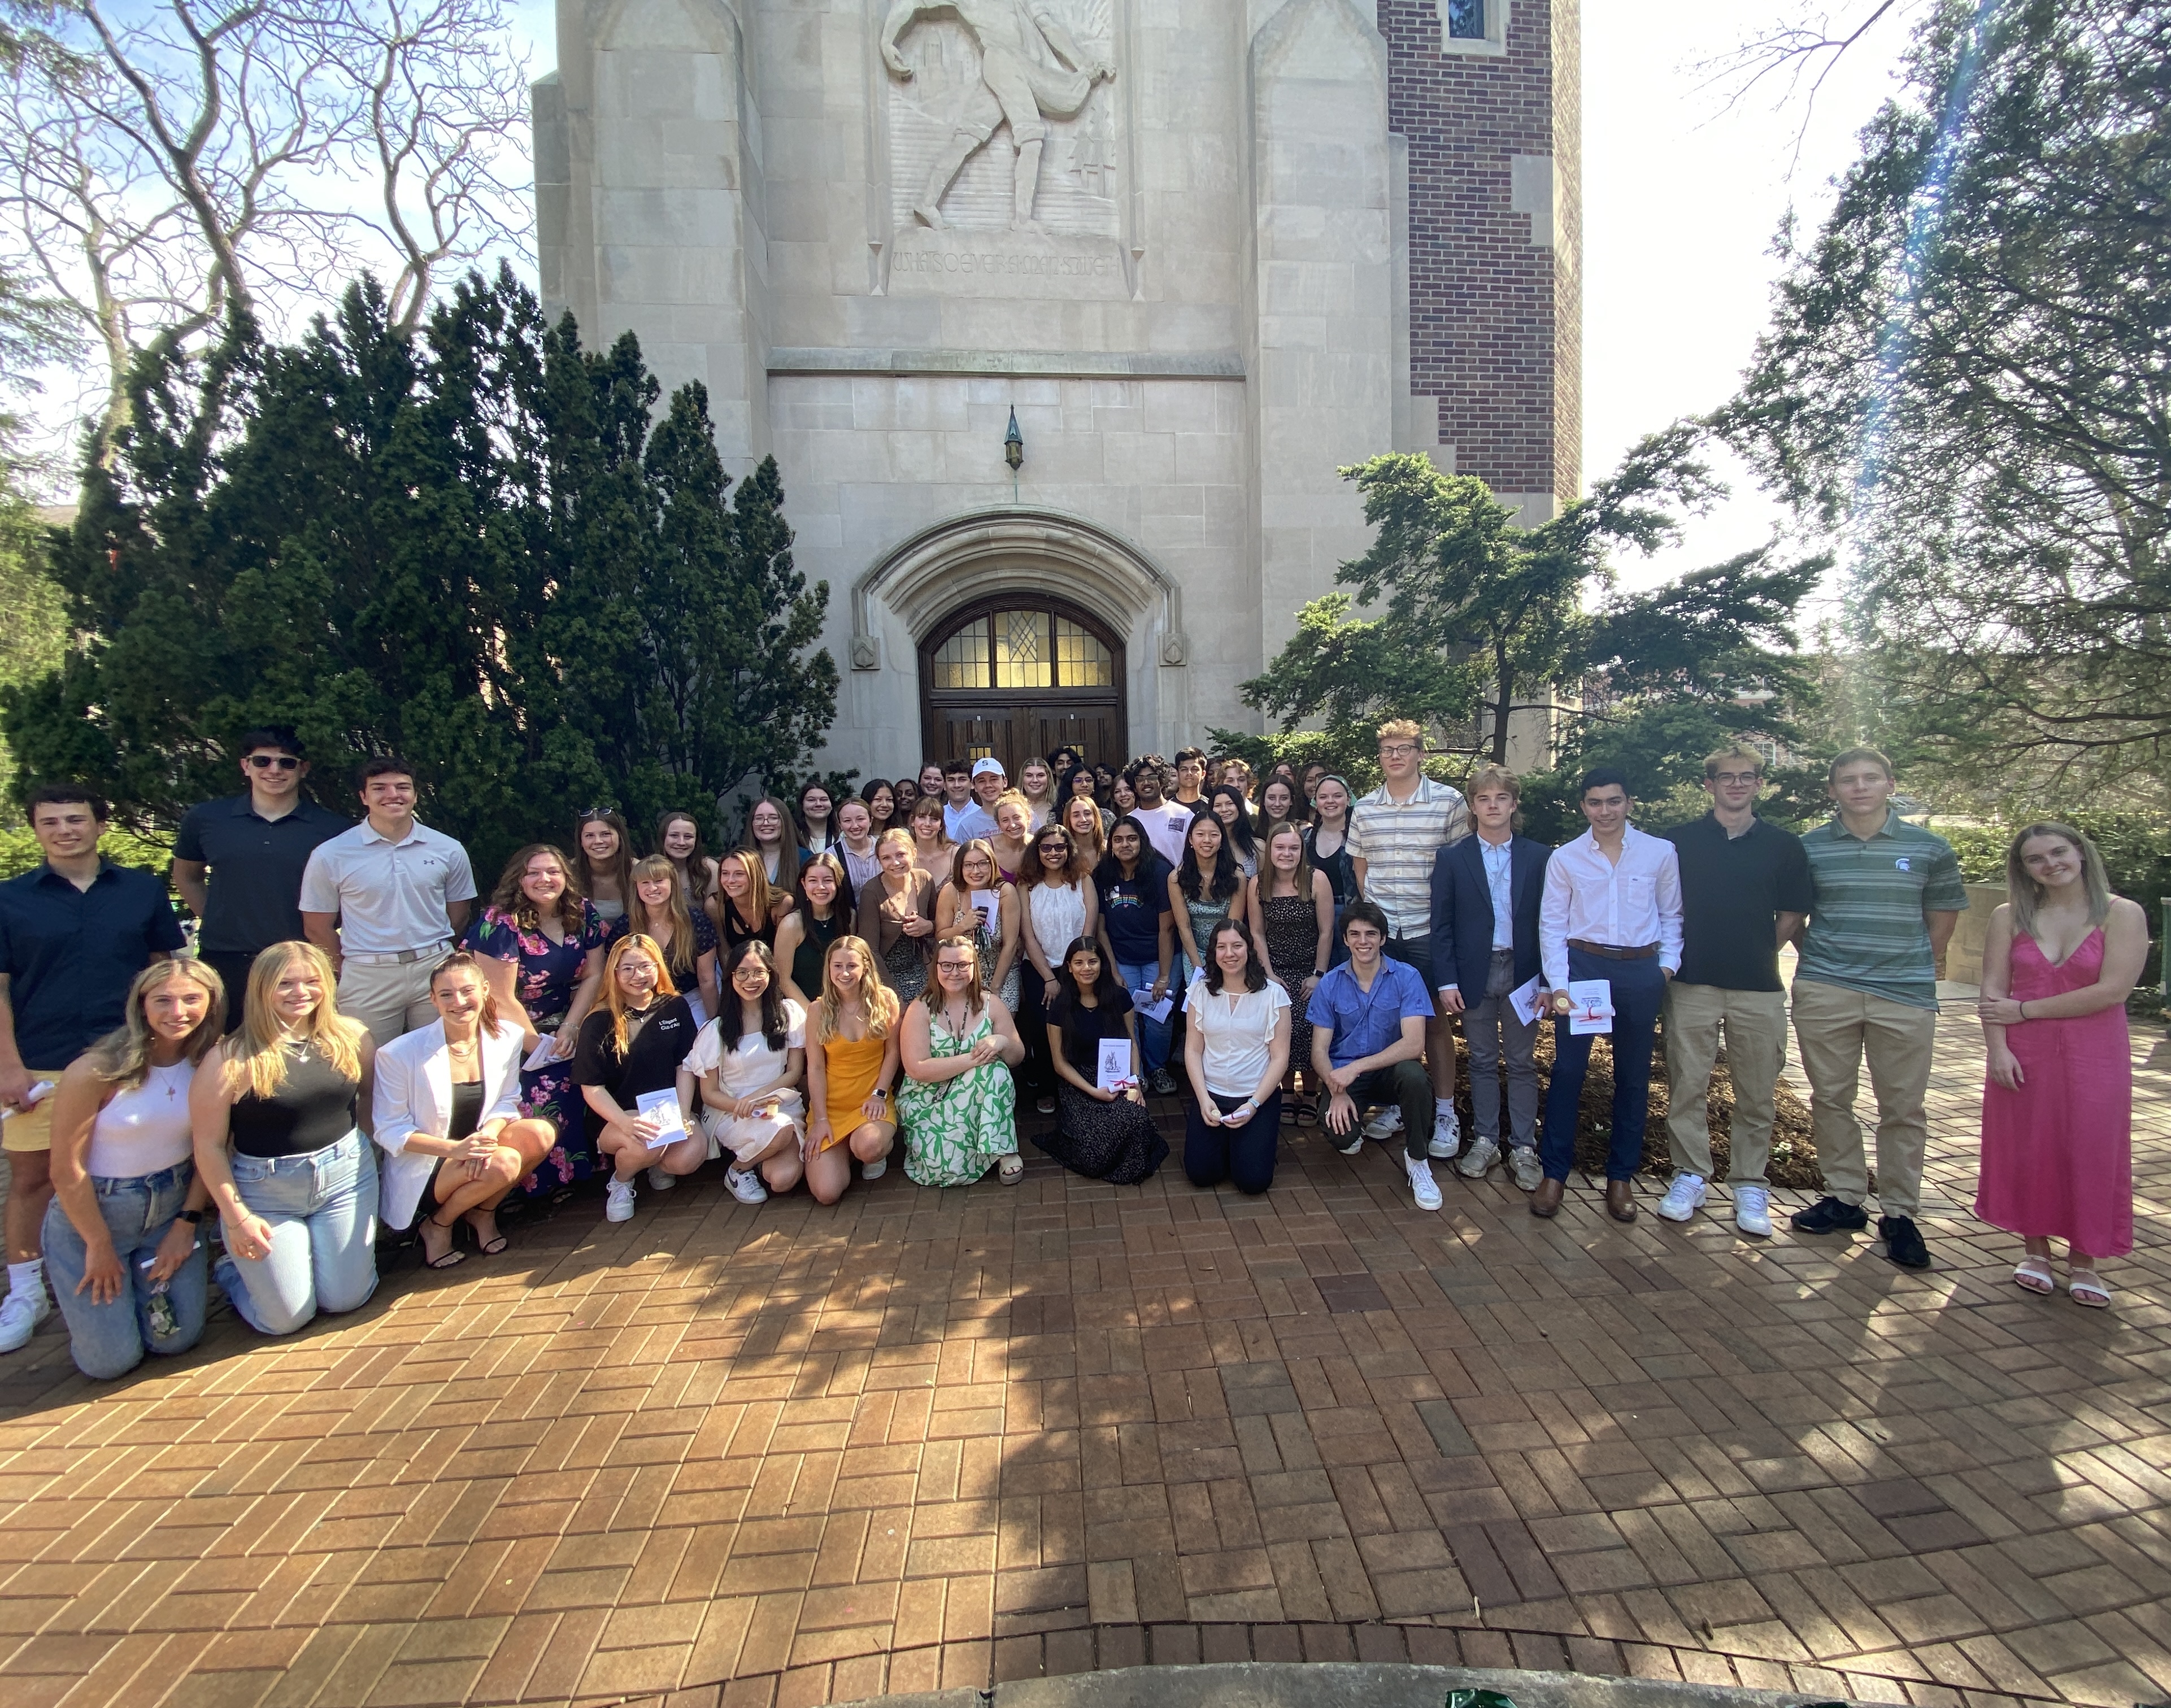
[1378,0,1582,506]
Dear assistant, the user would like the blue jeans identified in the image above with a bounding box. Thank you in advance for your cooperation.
[41,1161,208,1380]
[1113,960,1172,1075]
[1541,949,1665,1182]
[216,1130,380,1336]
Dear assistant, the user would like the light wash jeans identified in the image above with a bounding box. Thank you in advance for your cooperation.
[215,1129,379,1336]
[41,1161,208,1380]
[1113,959,1173,1076]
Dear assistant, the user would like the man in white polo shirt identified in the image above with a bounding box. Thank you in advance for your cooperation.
[299,756,478,1044]
[1345,718,1470,1160]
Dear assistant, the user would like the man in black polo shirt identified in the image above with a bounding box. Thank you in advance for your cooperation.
[172,727,349,1029]
[1659,744,1813,1238]
[0,785,187,1352]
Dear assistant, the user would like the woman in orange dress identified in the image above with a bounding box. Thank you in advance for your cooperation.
[803,935,901,1204]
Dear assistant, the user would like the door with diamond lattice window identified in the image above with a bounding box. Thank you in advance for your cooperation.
[919,596,1126,777]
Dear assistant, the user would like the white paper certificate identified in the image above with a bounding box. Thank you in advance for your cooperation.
[971,889,1000,931]
[1130,988,1175,1024]
[1565,979,1615,1036]
[1095,1039,1135,1091]
[635,1088,689,1148]
[1507,976,1543,1026]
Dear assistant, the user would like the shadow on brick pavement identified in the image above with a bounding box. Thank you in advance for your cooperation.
[1,1008,2166,1708]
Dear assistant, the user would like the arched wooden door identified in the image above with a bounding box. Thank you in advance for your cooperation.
[919,595,1128,775]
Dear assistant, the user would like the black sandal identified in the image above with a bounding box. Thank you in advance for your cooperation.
[421,1212,466,1269]
[464,1211,508,1256]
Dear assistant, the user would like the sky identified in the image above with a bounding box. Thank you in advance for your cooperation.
[1580,1,1916,604]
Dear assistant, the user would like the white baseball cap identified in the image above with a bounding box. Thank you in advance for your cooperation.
[971,757,1006,779]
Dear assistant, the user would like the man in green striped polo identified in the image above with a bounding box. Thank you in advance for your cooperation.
[1789,748,1969,1269]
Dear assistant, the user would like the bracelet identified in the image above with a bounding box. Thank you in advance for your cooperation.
[872,1087,889,1100]
[2017,1001,2028,1019]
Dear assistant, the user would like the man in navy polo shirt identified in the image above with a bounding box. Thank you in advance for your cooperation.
[1308,900,1443,1210]
[0,786,186,1351]
[171,726,349,1030]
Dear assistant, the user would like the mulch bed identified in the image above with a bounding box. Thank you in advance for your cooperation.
[1444,1026,1826,1191]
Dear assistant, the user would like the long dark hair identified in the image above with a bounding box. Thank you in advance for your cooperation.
[797,849,854,918]
[1098,813,1160,886]
[1208,783,1259,868]
[654,809,715,909]
[1202,917,1269,995]
[1177,811,1242,903]
[575,809,636,900]
[1049,935,1123,1032]
[1023,821,1082,889]
[720,938,791,1053]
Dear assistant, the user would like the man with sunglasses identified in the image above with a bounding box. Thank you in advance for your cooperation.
[173,728,350,1031]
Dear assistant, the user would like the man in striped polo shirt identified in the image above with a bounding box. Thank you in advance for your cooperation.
[1346,718,1470,1159]
[1789,748,1968,1269]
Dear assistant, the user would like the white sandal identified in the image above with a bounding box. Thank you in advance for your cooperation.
[2068,1269,2112,1309]
[997,1153,1025,1184]
[2012,1257,2055,1296]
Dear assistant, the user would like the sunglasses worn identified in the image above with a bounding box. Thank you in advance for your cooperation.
[246,754,301,770]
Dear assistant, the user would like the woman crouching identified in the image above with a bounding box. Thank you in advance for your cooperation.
[681,939,807,1205]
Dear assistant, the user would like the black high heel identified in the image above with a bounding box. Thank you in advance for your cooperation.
[421,1211,467,1269]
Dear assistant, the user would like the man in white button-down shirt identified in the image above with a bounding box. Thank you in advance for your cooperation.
[1533,767,1682,1223]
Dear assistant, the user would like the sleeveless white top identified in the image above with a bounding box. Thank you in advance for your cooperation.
[1028,882,1088,963]
[87,1060,197,1178]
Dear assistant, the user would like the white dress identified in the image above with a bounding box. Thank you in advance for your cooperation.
[685,1001,807,1165]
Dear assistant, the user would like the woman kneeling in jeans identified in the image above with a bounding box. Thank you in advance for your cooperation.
[43,959,227,1378]
[193,942,379,1336]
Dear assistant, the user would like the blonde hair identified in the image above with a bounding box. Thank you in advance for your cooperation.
[1377,717,1423,745]
[630,853,702,982]
[1702,744,1765,780]
[598,933,681,1057]
[878,826,918,859]
[2007,822,2112,939]
[225,941,366,1100]
[993,788,1032,827]
[715,848,775,933]
[1060,794,1106,865]
[1465,763,1521,803]
[813,934,900,1044]
[87,959,226,1091]
[1259,819,1313,898]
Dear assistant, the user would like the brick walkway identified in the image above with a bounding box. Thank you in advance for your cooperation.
[3,1008,2167,1708]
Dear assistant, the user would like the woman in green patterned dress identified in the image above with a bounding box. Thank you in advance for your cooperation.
[896,934,1026,1187]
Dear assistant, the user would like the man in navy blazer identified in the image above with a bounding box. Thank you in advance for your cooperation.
[1428,765,1551,1190]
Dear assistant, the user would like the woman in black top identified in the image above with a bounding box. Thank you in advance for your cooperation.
[775,853,854,1008]
[1036,938,1168,1186]
[191,940,380,1337]
[1303,773,1359,969]
[574,933,701,1225]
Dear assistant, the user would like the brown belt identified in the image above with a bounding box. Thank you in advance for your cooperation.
[1568,939,1658,960]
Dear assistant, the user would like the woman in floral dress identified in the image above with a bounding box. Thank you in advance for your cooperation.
[469,844,611,1197]
[896,935,1026,1187]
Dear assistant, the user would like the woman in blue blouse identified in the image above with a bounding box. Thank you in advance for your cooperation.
[469,843,611,1197]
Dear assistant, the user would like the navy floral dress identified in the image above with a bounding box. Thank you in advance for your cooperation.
[470,901,611,1196]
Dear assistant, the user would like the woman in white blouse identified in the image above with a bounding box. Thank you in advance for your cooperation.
[1182,918,1291,1195]
[1017,820,1101,1117]
[372,953,557,1267]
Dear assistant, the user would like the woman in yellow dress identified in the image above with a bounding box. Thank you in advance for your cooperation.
[803,936,902,1204]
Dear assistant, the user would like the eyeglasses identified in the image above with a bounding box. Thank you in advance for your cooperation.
[1710,772,1763,786]
[936,958,974,973]
[246,755,301,770]
[1378,743,1420,758]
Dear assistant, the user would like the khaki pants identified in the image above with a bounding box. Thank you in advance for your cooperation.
[336,958,440,1047]
[1790,978,1937,1218]
[1,1066,72,1155]
[1664,984,1788,1187]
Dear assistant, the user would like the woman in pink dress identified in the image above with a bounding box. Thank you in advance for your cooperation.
[1977,822,2147,1308]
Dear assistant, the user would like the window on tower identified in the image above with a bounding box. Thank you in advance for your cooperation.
[1447,0,1484,38]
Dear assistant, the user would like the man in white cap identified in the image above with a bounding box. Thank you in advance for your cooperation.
[947,757,1002,844]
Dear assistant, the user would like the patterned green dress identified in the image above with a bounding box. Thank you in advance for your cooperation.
[897,1001,1017,1186]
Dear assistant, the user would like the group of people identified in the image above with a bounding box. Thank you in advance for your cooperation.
[0,721,2142,1383]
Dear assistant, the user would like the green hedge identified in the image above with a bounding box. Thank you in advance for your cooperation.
[1937,812,2171,992]
[0,826,176,886]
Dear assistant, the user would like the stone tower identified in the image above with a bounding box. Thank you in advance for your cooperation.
[534,0,1580,775]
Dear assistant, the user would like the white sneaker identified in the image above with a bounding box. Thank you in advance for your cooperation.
[604,1179,637,1222]
[1427,1107,1461,1160]
[1404,1154,1443,1212]
[1361,1106,1403,1140]
[0,1286,50,1353]
[726,1166,769,1205]
[1734,1185,1773,1238]
[860,1157,888,1181]
[646,1164,676,1192]
[1455,1137,1500,1179]
[1509,1147,1545,1192]
[1657,1173,1707,1222]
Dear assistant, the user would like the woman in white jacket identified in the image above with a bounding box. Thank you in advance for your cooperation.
[372,954,556,1267]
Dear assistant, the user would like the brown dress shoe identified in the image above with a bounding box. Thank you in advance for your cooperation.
[1530,1177,1564,1218]
[1606,1179,1638,1223]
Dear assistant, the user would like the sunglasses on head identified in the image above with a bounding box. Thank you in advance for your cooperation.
[246,754,301,770]
[576,807,618,822]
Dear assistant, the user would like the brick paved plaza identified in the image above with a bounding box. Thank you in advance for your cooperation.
[2,1007,2166,1708]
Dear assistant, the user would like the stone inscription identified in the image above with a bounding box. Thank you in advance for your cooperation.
[886,224,1129,300]
[894,246,1119,280]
